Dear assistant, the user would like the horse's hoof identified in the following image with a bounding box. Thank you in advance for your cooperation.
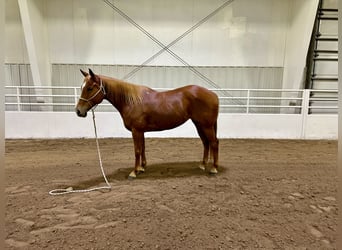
[209,168,218,175]
[136,166,145,174]
[128,171,137,180]
[199,164,206,171]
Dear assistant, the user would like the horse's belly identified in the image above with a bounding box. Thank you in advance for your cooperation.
[145,114,188,131]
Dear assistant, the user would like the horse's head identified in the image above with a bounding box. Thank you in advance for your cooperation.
[76,69,106,117]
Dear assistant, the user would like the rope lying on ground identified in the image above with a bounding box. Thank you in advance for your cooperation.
[49,109,111,195]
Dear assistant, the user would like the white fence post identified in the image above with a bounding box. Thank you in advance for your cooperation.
[246,89,250,114]
[16,86,21,112]
[74,87,78,105]
[301,89,310,139]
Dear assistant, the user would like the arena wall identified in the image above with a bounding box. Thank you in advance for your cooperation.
[5,112,337,140]
[6,0,334,141]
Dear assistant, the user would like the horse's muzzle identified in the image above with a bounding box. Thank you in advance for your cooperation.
[76,108,87,117]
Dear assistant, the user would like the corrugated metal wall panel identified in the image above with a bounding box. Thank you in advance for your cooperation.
[5,64,37,111]
[51,64,283,89]
[5,64,33,86]
[50,64,284,112]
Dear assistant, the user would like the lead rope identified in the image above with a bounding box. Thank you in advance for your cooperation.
[49,109,111,195]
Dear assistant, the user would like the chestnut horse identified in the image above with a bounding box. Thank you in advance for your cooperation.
[76,69,219,178]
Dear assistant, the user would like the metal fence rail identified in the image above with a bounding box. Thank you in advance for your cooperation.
[5,86,338,114]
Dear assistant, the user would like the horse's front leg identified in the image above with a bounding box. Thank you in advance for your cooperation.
[129,130,145,179]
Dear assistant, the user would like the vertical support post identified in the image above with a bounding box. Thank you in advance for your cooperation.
[246,89,250,114]
[16,87,21,112]
[74,87,78,105]
[301,89,310,115]
[301,89,310,139]
[18,0,52,111]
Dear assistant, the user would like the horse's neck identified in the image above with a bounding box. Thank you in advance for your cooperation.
[103,78,143,111]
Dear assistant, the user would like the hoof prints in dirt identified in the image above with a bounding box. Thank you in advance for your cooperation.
[5,185,33,195]
[6,183,156,249]
[285,192,336,249]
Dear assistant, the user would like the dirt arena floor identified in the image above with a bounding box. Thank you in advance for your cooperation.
[5,138,337,249]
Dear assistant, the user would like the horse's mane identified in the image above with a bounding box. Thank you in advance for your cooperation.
[103,76,144,105]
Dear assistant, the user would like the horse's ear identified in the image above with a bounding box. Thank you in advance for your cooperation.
[80,69,88,77]
[88,68,96,79]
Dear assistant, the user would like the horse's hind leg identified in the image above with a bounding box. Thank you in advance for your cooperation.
[203,125,219,174]
[129,130,146,179]
[210,139,219,174]
[141,135,147,168]
[194,122,210,171]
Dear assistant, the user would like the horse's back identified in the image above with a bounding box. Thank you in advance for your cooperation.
[145,84,218,119]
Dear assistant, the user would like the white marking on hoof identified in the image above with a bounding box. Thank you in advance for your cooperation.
[128,171,137,179]
[136,166,145,173]
[199,164,206,171]
[209,168,218,175]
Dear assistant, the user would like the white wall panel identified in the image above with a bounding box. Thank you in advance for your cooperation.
[46,0,75,63]
[304,115,337,139]
[44,0,289,67]
[5,112,337,139]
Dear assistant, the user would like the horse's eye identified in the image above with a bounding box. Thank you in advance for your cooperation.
[87,87,93,92]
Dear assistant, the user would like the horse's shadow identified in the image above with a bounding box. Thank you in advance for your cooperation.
[70,161,226,189]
